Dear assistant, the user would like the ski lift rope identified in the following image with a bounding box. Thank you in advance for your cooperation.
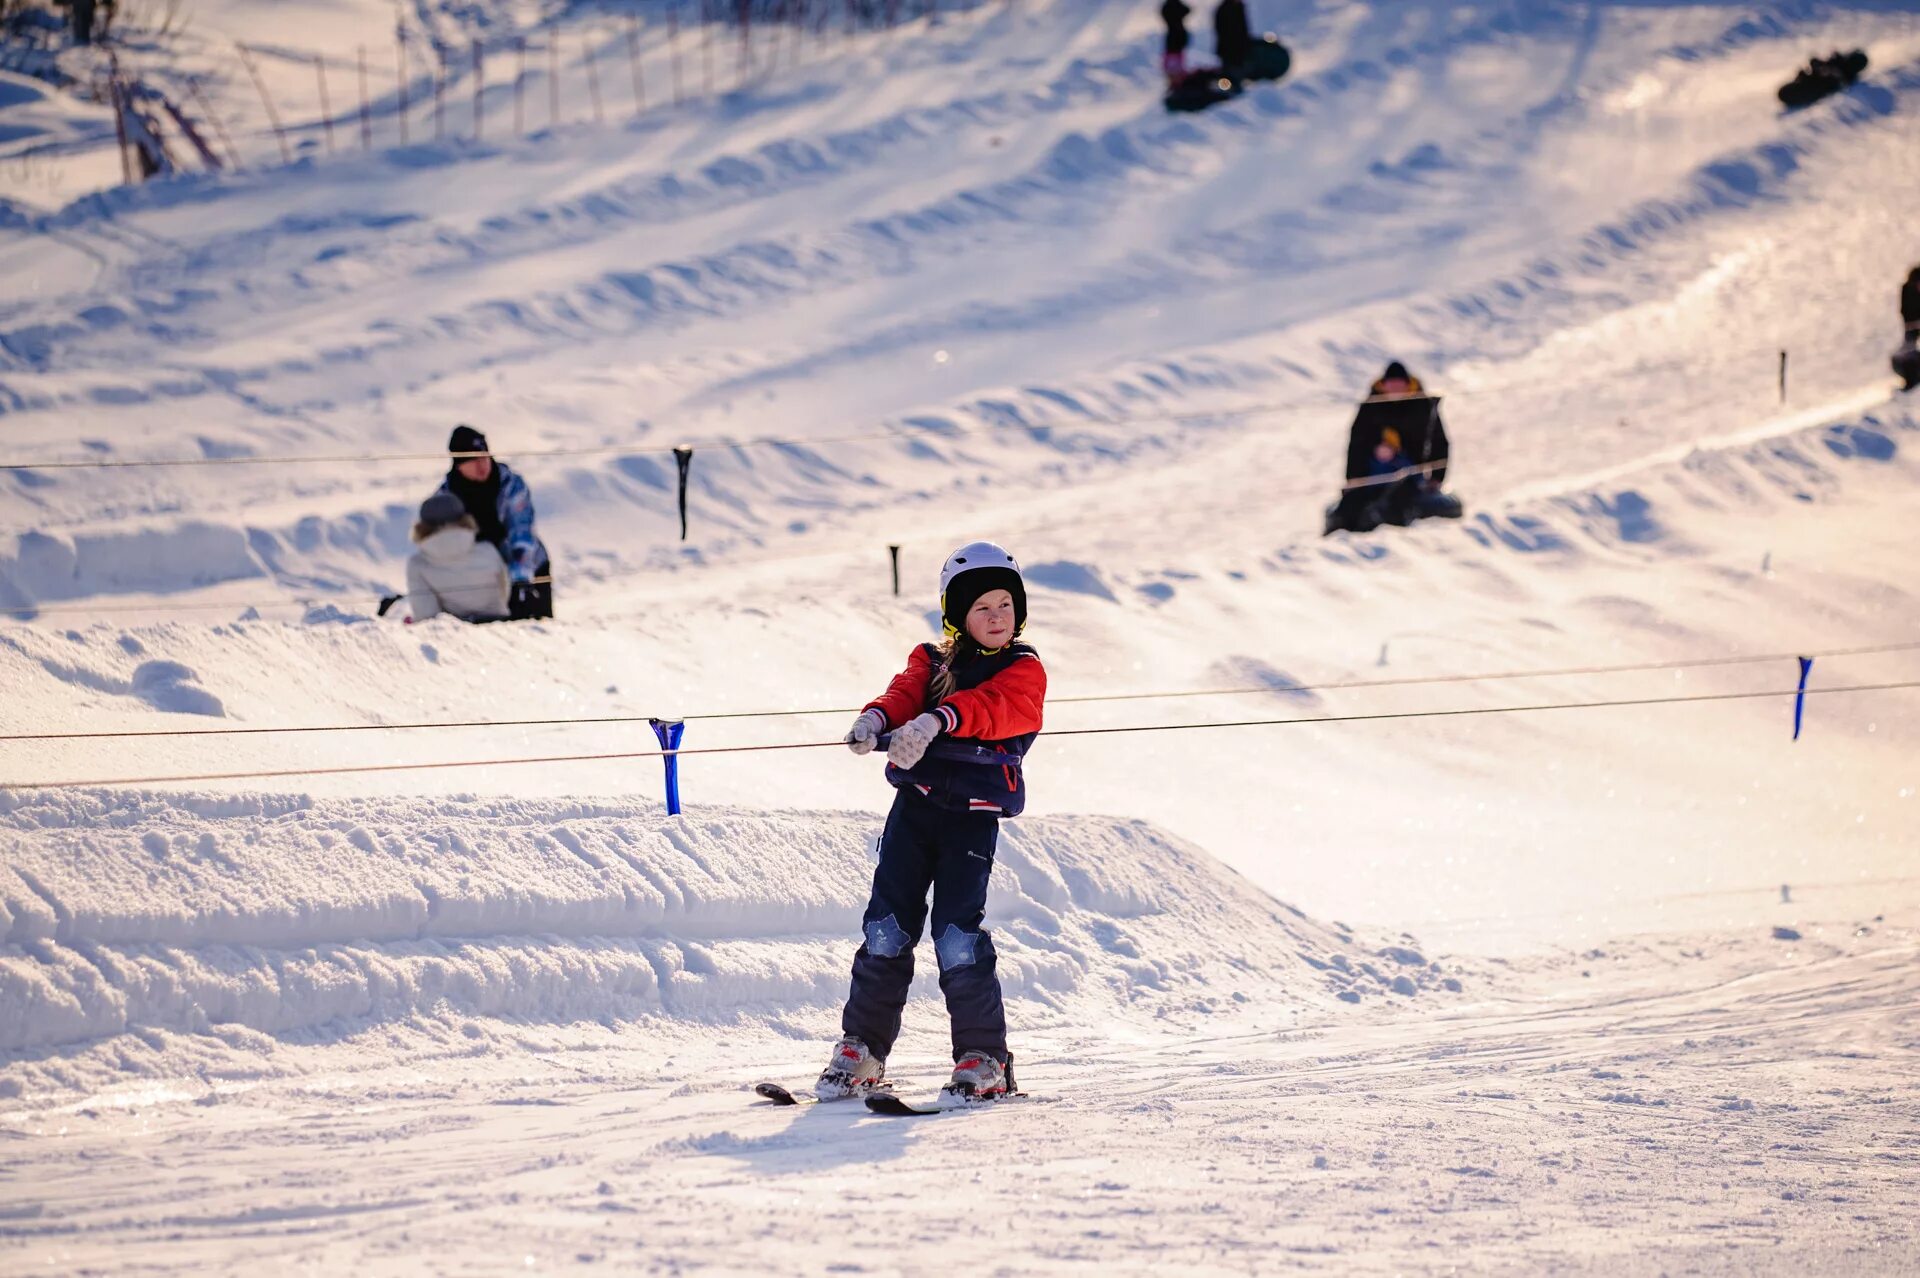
[1,638,1915,744]
[3,679,1913,791]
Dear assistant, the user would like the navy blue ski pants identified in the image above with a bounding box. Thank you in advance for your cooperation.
[841,788,1007,1063]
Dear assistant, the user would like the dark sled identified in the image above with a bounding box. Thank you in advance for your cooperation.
[1243,35,1291,83]
[1894,341,1920,393]
[1778,48,1867,110]
[1324,482,1463,537]
[1165,66,1241,113]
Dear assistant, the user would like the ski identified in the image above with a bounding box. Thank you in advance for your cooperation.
[864,1090,1026,1117]
[751,1081,890,1107]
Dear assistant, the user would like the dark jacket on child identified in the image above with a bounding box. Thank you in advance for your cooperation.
[864,641,1046,818]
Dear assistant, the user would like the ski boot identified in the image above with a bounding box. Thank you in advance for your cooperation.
[814,1035,887,1101]
[941,1049,1010,1102]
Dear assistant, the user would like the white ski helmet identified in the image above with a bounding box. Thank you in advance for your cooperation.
[938,541,1027,639]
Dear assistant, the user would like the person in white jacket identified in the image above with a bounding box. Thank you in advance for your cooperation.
[406,492,510,623]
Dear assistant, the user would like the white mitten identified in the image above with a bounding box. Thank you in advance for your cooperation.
[886,712,943,769]
[845,709,885,755]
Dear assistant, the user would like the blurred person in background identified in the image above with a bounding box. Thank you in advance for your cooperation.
[440,425,554,620]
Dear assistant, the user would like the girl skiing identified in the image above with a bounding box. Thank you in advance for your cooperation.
[817,542,1047,1102]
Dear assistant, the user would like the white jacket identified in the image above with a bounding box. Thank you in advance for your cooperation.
[407,526,509,622]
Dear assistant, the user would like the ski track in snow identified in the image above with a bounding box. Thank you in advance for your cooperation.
[1,927,1914,1274]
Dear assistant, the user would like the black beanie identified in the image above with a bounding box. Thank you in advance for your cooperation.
[449,424,490,457]
[943,566,1027,640]
[1381,360,1411,382]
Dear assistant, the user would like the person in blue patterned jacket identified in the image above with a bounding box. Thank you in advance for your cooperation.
[439,425,553,620]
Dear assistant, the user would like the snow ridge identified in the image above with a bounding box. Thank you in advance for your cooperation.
[0,794,1455,1074]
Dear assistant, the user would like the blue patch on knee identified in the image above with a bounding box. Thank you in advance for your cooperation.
[865,914,912,958]
[934,925,979,971]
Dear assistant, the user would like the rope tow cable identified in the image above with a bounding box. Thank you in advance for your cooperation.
[5,679,1913,791]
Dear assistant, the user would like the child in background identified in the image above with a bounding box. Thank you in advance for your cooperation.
[404,491,510,623]
[1369,425,1408,480]
[819,542,1047,1102]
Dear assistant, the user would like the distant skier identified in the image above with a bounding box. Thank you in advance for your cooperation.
[819,542,1047,1104]
[1161,0,1192,83]
[1896,265,1920,392]
[1323,361,1462,535]
[438,425,553,620]
[403,492,510,623]
[1213,0,1251,75]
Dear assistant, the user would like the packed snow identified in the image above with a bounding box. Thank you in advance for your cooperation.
[2,0,1918,1271]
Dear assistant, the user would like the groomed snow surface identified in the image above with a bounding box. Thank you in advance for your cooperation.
[3,0,1920,1271]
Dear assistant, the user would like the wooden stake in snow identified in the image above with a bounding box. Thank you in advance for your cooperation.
[584,32,604,124]
[235,42,292,163]
[187,76,244,170]
[107,75,134,185]
[358,46,373,149]
[737,0,751,86]
[160,97,224,170]
[668,2,685,105]
[1779,349,1788,404]
[627,17,646,115]
[889,544,902,596]
[514,37,527,134]
[472,39,485,139]
[395,29,410,144]
[701,0,714,96]
[313,56,335,152]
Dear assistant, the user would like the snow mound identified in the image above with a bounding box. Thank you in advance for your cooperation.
[0,794,1454,1090]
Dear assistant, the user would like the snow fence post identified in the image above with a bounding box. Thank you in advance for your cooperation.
[627,17,646,115]
[673,446,694,540]
[669,1,685,106]
[1778,350,1787,404]
[107,74,134,185]
[359,46,374,150]
[160,96,224,171]
[472,39,485,140]
[889,544,901,595]
[514,37,526,134]
[187,76,244,170]
[396,29,410,145]
[650,719,687,815]
[313,56,336,153]
[584,31,604,124]
[1791,656,1812,741]
[434,40,447,139]
[235,43,292,164]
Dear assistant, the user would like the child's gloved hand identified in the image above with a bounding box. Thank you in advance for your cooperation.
[886,712,943,769]
[845,709,885,755]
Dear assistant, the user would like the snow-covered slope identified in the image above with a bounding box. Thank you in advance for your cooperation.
[2,0,1918,1267]
[2,0,1914,931]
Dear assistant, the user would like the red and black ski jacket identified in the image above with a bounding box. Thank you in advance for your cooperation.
[864,641,1046,817]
